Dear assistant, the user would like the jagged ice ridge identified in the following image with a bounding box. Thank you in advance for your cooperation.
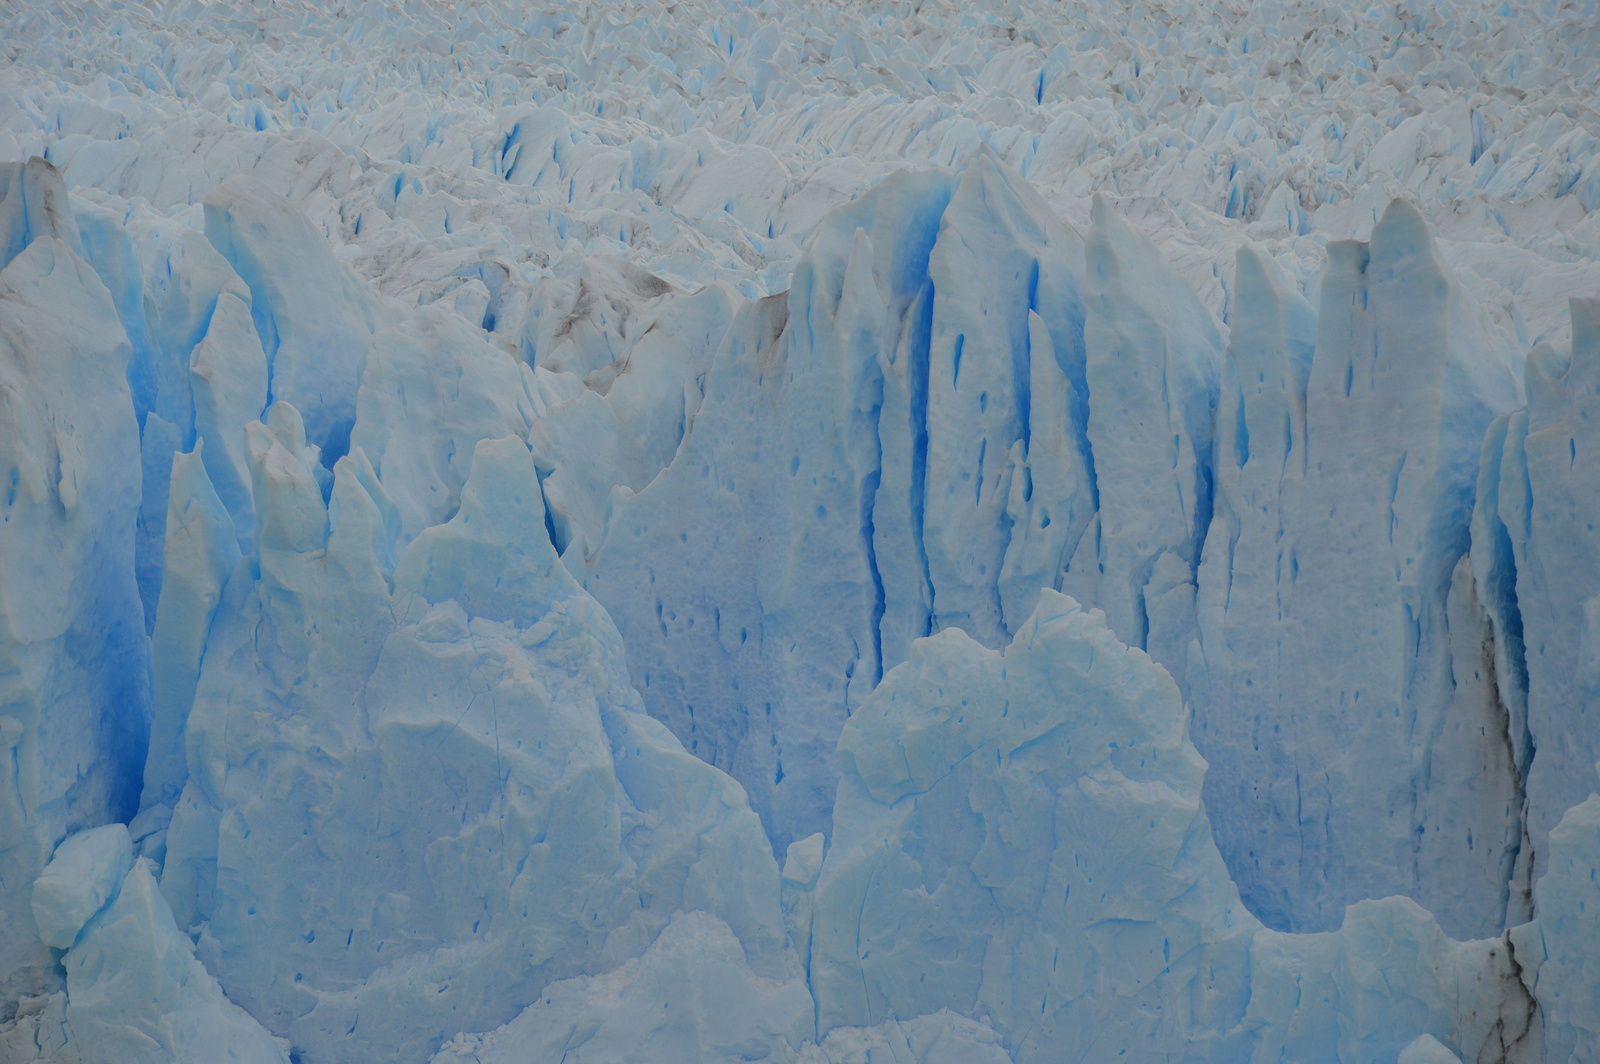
[3,0,1600,1061]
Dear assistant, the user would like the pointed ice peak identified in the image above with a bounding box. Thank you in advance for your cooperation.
[1526,340,1571,431]
[954,142,1053,247]
[0,157,82,272]
[329,446,401,579]
[152,229,251,385]
[1363,199,1452,307]
[790,166,956,326]
[246,402,328,556]
[1233,245,1312,325]
[781,832,825,890]
[204,175,379,465]
[1369,197,1439,269]
[1397,1034,1464,1064]
[394,435,575,627]
[1525,296,1600,432]
[1229,245,1316,384]
[1086,191,1159,255]
[165,440,240,570]
[264,399,307,454]
[140,441,240,812]
[1087,195,1219,352]
[843,225,874,290]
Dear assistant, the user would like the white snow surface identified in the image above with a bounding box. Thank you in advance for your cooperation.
[3,0,1600,1061]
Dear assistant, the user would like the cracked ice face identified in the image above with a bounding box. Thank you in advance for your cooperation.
[2,1,1599,1062]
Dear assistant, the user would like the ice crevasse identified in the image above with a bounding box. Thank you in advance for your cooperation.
[1,80,1600,1064]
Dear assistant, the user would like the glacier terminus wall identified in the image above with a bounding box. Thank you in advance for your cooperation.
[3,0,1600,1062]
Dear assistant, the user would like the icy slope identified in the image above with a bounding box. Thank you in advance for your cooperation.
[3,0,1600,1061]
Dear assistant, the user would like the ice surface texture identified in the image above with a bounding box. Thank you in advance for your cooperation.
[1,164,148,1009]
[3,0,1600,1061]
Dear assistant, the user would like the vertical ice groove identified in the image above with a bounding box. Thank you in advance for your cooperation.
[0,225,147,1011]
[1079,192,1221,687]
[140,443,240,815]
[998,310,1095,635]
[203,176,380,465]
[923,148,1086,650]
[1499,295,1600,898]
[8,6,1600,1057]
[1194,198,1524,938]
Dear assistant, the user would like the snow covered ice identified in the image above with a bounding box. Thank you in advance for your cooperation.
[3,0,1600,1060]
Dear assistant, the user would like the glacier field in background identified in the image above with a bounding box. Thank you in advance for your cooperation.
[3,0,1600,1060]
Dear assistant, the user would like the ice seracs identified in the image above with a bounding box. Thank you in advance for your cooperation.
[1,163,149,1010]
[582,153,1103,855]
[1480,299,1600,902]
[1191,197,1528,937]
[3,0,1600,1060]
[158,426,785,1063]
[810,589,1551,1063]
[9,824,289,1064]
[6,132,1600,1064]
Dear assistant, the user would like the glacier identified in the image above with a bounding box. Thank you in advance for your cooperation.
[3,0,1600,1060]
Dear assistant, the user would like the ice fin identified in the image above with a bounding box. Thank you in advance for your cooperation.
[1082,193,1222,666]
[246,402,329,556]
[0,232,147,1005]
[0,157,82,271]
[203,176,378,463]
[141,443,241,812]
[189,285,269,553]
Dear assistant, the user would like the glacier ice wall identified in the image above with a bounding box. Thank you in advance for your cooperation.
[808,590,1536,1064]
[3,0,1600,1061]
[158,427,787,1063]
[1481,299,1600,915]
[1,166,148,1009]
[1193,198,1527,935]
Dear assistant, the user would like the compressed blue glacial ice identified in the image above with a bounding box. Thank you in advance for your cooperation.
[30,826,133,952]
[4,0,1600,1061]
[1192,197,1527,936]
[809,590,1539,1063]
[26,824,291,1064]
[0,167,149,1010]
